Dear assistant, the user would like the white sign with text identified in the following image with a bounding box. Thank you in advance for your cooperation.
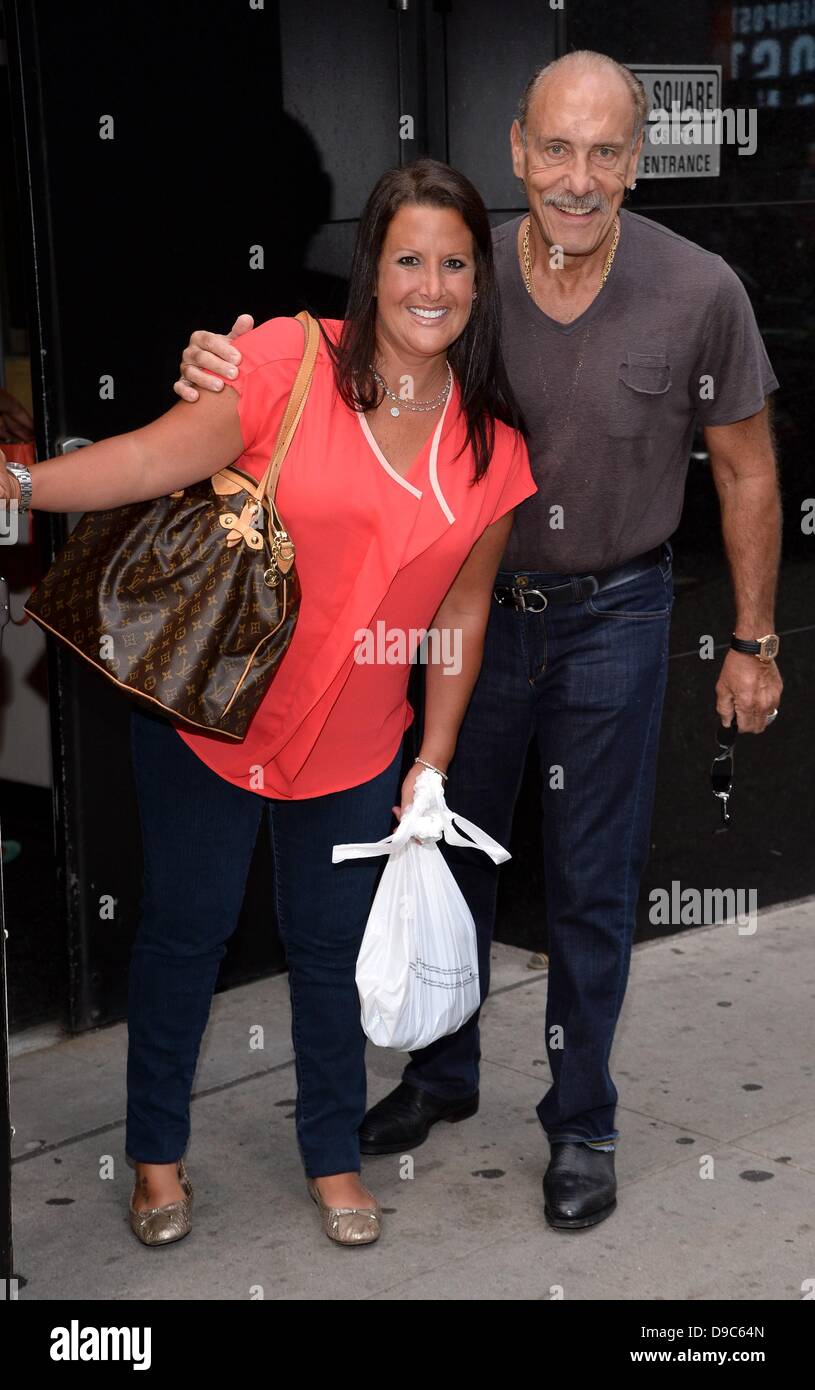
[632,65,723,179]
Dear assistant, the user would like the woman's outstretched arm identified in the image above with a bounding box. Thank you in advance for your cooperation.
[1,386,243,513]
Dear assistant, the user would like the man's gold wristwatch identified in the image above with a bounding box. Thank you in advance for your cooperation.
[730,632,780,663]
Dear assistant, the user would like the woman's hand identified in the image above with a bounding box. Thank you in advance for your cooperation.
[173,314,255,402]
[0,450,22,505]
[392,761,424,823]
[392,759,450,823]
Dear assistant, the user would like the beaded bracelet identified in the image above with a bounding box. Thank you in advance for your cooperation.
[414,757,448,784]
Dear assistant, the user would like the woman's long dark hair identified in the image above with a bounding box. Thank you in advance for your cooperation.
[320,158,527,483]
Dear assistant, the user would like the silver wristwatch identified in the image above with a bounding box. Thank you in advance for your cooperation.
[5,462,32,512]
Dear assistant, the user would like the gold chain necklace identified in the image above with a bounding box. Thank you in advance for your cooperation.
[521,214,620,302]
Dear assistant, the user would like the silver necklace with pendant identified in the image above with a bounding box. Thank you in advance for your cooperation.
[370,361,452,417]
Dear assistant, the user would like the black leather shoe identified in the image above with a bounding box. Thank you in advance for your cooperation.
[359,1081,479,1155]
[543,1142,617,1230]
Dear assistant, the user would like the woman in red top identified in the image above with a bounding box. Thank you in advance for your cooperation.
[3,159,537,1250]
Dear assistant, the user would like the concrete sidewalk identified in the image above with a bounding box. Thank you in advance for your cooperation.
[9,898,814,1301]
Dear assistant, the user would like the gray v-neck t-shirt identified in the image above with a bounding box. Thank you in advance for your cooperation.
[492,208,779,574]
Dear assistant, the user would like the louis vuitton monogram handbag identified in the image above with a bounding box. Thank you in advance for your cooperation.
[24,310,320,740]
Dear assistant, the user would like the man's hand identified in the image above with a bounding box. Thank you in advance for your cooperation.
[172,313,255,402]
[715,649,783,733]
[705,402,782,735]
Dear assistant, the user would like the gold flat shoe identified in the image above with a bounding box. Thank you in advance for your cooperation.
[129,1158,193,1246]
[306,1177,382,1246]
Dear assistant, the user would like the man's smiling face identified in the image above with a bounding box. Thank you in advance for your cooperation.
[511,65,643,261]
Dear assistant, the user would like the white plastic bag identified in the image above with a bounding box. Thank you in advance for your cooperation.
[332,768,510,1050]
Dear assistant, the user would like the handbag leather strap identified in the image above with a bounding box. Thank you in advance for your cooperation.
[252,310,320,507]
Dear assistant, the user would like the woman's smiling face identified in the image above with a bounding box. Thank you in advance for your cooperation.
[374,204,476,365]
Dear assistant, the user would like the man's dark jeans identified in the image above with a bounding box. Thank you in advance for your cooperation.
[403,543,674,1146]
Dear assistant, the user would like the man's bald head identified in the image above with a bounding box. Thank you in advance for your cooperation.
[518,51,648,150]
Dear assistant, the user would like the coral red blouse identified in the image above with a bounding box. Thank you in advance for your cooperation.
[175,317,537,799]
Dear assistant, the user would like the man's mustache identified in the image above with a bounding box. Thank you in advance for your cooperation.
[542,193,609,214]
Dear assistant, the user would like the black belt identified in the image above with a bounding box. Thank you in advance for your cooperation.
[493,546,666,613]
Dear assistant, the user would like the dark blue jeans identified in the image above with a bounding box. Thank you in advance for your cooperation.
[126,705,404,1177]
[403,544,674,1146]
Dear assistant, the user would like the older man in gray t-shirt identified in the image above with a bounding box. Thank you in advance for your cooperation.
[361,53,782,1230]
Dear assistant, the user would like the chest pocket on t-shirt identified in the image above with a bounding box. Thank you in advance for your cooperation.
[609,350,672,437]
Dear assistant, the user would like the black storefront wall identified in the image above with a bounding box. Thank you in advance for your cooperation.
[4,0,814,1035]
[4,0,448,1034]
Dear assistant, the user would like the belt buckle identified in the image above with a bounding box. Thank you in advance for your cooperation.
[517,587,548,612]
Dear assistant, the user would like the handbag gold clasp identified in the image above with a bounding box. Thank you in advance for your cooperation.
[269,530,295,573]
